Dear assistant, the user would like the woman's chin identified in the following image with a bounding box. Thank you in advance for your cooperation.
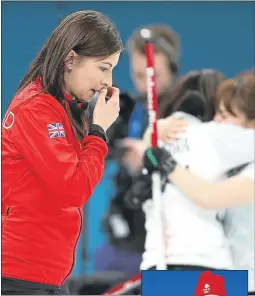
[87,90,99,102]
[87,90,98,102]
[77,94,92,103]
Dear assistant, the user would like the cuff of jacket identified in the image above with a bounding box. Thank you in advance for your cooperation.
[88,124,108,143]
[82,135,108,158]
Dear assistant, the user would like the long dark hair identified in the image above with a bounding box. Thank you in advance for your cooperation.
[16,10,123,139]
[161,69,226,121]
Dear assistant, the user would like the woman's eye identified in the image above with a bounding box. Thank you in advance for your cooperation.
[100,67,108,72]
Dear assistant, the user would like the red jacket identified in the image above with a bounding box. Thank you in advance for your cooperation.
[1,81,108,286]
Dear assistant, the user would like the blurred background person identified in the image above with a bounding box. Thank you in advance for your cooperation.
[94,24,181,279]
[214,73,255,295]
[112,24,181,170]
[140,73,254,290]
[141,71,255,294]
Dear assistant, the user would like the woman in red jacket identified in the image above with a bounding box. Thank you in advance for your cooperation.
[1,10,123,295]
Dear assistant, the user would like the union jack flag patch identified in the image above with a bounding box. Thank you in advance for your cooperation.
[47,123,66,138]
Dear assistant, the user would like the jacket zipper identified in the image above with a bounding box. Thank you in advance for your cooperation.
[61,208,83,285]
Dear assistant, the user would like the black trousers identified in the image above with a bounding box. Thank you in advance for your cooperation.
[1,277,70,295]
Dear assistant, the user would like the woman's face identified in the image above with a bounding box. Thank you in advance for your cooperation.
[214,101,254,128]
[64,51,120,102]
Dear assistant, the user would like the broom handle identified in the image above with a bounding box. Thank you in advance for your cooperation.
[142,29,167,270]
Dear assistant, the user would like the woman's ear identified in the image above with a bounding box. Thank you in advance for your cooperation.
[64,50,76,71]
